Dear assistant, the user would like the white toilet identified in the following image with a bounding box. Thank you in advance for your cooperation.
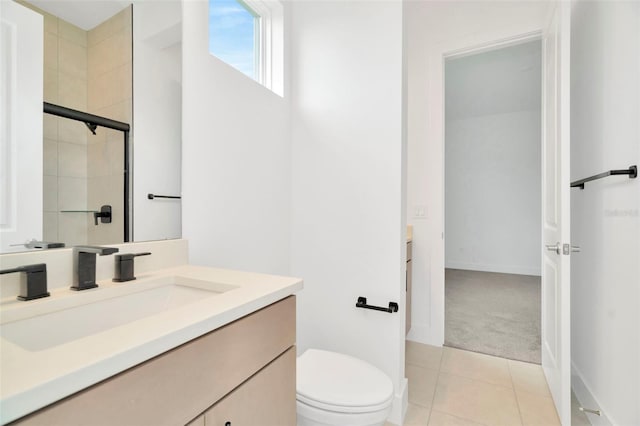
[296,349,394,426]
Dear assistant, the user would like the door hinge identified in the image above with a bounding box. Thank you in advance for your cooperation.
[579,407,601,416]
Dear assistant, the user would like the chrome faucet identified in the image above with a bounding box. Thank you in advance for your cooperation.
[0,263,50,301]
[72,246,119,291]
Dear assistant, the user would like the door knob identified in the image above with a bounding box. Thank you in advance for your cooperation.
[545,243,561,254]
[562,243,581,255]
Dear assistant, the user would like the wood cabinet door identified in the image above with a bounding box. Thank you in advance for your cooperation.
[204,347,296,426]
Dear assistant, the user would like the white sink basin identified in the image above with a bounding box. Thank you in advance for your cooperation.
[0,276,238,351]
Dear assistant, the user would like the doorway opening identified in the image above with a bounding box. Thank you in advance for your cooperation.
[444,39,543,364]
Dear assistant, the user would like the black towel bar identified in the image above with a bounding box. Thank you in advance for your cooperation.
[571,165,637,189]
[148,193,182,200]
[356,297,399,313]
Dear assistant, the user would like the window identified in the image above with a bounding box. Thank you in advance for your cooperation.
[209,0,258,80]
[209,0,284,96]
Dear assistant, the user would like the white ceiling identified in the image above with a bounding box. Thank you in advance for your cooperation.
[28,0,131,31]
[445,40,542,120]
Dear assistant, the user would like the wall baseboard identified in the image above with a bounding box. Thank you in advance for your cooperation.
[406,323,443,347]
[387,377,408,425]
[571,362,614,426]
[445,261,540,276]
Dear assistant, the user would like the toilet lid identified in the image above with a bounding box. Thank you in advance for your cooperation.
[296,349,394,413]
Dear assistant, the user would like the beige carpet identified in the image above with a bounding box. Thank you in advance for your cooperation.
[445,268,541,364]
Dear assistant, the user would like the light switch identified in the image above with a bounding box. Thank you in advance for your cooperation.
[413,204,427,219]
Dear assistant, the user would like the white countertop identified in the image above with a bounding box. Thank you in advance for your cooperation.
[0,265,302,424]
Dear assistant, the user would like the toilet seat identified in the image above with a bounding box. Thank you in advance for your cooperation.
[296,349,394,414]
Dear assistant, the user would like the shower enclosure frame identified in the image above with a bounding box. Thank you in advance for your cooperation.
[43,102,132,242]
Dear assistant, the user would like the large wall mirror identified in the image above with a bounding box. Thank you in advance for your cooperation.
[1,0,182,253]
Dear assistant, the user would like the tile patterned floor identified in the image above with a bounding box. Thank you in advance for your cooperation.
[391,341,562,426]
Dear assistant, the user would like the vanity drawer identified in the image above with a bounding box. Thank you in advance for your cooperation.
[13,296,296,426]
[200,346,296,426]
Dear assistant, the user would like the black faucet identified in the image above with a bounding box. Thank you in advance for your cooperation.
[113,252,152,282]
[72,246,119,291]
[0,264,50,301]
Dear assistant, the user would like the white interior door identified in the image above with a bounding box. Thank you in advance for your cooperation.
[541,1,571,424]
[0,1,43,252]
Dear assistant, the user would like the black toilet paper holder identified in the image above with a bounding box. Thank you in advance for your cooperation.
[356,297,399,313]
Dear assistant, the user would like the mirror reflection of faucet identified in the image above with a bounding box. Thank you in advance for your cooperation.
[93,205,112,226]
[9,240,65,249]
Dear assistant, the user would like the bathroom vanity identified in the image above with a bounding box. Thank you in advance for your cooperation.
[11,297,296,426]
[0,241,302,425]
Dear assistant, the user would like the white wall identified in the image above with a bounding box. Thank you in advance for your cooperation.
[0,1,43,252]
[290,1,407,423]
[445,109,541,276]
[570,1,640,425]
[405,1,549,345]
[444,42,541,276]
[132,0,182,242]
[181,0,291,275]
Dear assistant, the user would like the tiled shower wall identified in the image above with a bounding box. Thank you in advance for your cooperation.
[87,7,132,244]
[39,4,90,246]
[19,2,132,246]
